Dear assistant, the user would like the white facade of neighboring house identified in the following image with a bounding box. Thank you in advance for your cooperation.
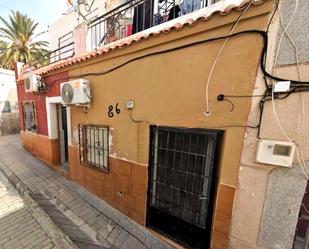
[48,0,108,55]
[48,0,220,58]
[0,68,19,135]
[0,69,18,112]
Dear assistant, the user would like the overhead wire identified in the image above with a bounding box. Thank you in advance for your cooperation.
[21,1,308,142]
[203,0,254,117]
[278,2,308,177]
[48,30,271,85]
[270,0,309,179]
[277,2,307,174]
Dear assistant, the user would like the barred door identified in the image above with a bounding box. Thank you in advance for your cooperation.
[293,182,309,249]
[147,126,222,249]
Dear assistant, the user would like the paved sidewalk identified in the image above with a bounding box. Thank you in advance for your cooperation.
[0,170,62,249]
[0,135,171,249]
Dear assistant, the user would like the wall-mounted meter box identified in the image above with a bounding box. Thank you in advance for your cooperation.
[255,139,296,167]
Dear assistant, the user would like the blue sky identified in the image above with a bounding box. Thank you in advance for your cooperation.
[0,0,68,42]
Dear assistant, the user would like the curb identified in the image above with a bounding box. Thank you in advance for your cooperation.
[60,178,173,249]
[0,159,79,249]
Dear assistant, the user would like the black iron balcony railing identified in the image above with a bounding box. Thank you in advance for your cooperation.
[89,0,212,49]
[50,42,75,63]
[25,42,75,69]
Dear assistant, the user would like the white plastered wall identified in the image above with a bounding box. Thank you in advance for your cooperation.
[46,96,72,146]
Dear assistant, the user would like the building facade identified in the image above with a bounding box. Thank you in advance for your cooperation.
[16,0,275,248]
[0,68,19,136]
[48,0,221,61]
[230,0,309,249]
[15,0,309,248]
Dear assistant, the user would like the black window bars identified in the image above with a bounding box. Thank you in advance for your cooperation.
[78,124,109,172]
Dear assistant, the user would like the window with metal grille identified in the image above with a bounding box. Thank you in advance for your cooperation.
[147,126,222,248]
[78,124,109,172]
[22,101,36,132]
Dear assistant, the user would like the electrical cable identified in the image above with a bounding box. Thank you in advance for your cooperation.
[277,2,307,173]
[50,30,268,86]
[222,98,234,112]
[39,29,307,88]
[40,28,309,139]
[270,0,309,179]
[19,0,306,89]
[20,1,308,142]
[204,0,254,117]
[218,94,265,98]
[271,86,309,179]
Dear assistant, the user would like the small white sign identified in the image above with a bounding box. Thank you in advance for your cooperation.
[274,81,291,93]
[125,100,134,109]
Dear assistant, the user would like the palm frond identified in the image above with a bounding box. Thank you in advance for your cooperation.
[0,10,50,69]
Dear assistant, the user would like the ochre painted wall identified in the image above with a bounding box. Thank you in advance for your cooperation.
[19,1,275,248]
[66,2,273,248]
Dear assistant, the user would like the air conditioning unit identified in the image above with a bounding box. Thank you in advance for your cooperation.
[24,74,41,93]
[60,79,91,105]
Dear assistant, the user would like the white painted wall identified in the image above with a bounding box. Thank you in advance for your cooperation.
[49,0,107,51]
[0,68,18,112]
[46,96,72,145]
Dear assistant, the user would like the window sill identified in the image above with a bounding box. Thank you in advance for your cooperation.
[80,161,109,174]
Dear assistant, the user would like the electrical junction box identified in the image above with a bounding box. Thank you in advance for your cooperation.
[255,139,296,167]
[274,81,291,93]
[125,100,134,109]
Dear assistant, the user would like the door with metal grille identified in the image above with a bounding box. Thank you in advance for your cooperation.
[293,181,309,249]
[147,126,222,249]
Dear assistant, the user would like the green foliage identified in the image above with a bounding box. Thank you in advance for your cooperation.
[0,11,49,69]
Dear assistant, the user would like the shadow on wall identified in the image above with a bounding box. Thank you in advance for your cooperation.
[0,112,20,136]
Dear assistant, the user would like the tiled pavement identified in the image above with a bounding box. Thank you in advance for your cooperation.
[0,171,63,249]
[0,135,171,249]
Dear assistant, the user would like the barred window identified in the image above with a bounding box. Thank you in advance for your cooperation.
[23,101,36,132]
[78,124,109,172]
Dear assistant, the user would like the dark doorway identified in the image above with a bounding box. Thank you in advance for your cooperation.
[293,181,309,249]
[58,105,69,171]
[147,126,222,249]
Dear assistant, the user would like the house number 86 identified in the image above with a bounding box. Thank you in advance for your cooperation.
[108,103,121,118]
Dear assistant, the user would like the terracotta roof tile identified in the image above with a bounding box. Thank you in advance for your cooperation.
[21,0,266,79]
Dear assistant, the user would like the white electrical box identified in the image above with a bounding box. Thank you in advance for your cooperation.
[255,139,296,167]
[274,81,291,93]
[125,100,134,109]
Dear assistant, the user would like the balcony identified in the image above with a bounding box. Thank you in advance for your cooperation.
[50,42,75,63]
[89,0,215,49]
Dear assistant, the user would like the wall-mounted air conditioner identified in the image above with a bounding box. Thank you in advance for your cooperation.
[60,79,91,105]
[24,74,42,93]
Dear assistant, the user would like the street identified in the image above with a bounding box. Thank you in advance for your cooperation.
[0,134,169,249]
[0,171,59,249]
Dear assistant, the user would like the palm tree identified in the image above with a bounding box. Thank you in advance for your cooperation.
[0,11,49,69]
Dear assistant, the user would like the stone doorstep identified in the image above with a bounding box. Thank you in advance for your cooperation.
[0,160,78,249]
